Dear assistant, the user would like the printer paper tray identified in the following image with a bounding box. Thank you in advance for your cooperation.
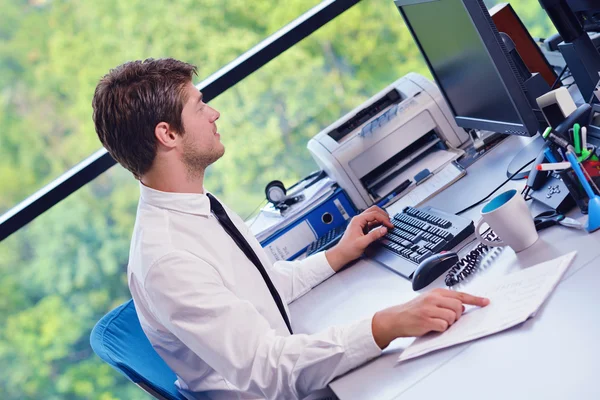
[372,148,462,199]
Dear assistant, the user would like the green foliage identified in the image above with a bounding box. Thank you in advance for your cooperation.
[0,0,555,398]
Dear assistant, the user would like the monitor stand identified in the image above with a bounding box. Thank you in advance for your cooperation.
[506,134,546,180]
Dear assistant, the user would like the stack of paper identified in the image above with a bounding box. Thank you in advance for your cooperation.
[397,251,577,363]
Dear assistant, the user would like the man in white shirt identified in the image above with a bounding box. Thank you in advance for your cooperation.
[92,58,489,400]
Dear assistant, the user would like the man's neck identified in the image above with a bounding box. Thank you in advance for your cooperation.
[141,163,205,194]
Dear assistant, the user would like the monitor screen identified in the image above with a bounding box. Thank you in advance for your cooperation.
[397,0,539,136]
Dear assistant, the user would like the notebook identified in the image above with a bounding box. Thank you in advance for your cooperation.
[397,251,577,363]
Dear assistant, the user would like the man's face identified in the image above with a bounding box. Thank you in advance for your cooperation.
[179,82,224,176]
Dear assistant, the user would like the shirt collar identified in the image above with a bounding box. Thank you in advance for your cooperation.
[139,182,211,216]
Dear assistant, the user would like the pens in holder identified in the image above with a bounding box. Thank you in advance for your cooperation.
[536,162,571,171]
[573,123,581,155]
[543,147,560,163]
[542,127,570,149]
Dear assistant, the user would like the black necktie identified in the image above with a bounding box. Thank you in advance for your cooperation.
[206,193,293,334]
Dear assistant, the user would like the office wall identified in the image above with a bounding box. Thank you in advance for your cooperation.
[0,1,556,399]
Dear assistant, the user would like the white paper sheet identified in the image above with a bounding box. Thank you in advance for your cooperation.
[373,149,460,199]
[389,162,466,210]
[263,220,317,262]
[397,251,577,363]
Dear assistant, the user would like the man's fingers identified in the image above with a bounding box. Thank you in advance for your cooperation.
[428,318,450,333]
[429,307,456,326]
[357,208,394,228]
[357,209,387,223]
[358,226,388,247]
[365,205,389,215]
[442,290,490,307]
[436,297,463,320]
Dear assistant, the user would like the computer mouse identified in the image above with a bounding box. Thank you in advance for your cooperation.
[412,252,459,291]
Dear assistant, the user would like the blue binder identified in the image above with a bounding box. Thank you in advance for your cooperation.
[260,186,357,261]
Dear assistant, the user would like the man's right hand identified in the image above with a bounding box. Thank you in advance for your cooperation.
[371,288,490,349]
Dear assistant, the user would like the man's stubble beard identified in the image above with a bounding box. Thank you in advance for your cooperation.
[182,140,225,181]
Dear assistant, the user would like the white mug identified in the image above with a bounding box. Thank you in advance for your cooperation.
[475,189,539,252]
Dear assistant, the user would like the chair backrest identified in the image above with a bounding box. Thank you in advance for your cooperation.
[90,299,185,400]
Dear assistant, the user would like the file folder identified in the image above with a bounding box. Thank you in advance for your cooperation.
[260,186,357,262]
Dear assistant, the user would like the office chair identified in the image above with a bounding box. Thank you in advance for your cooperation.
[91,300,336,400]
[90,299,201,400]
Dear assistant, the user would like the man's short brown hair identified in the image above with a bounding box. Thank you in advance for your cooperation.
[92,58,198,178]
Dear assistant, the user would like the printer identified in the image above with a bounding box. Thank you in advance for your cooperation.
[307,73,471,210]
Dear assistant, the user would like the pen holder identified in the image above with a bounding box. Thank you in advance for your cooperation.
[566,152,600,232]
[557,169,589,214]
[588,196,600,232]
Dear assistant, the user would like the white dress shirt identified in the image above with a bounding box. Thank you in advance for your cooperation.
[127,183,382,400]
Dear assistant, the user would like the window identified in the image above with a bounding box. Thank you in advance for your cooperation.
[0,0,321,215]
[0,165,144,399]
[483,0,556,38]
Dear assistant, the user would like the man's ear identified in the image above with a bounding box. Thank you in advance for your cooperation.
[155,122,179,148]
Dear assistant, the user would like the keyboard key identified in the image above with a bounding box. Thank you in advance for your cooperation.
[411,232,423,244]
[386,232,405,245]
[416,252,434,263]
[437,230,454,241]
[390,228,415,242]
[395,214,426,229]
[424,240,448,253]
[410,252,421,262]
[439,219,452,229]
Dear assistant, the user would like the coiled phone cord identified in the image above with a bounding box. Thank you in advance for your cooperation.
[445,230,499,287]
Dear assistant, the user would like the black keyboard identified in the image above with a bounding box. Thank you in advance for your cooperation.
[306,221,349,256]
[366,206,474,279]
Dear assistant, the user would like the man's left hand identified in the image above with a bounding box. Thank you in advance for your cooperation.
[325,206,394,272]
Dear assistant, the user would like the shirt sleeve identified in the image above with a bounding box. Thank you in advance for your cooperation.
[269,252,335,304]
[144,250,381,400]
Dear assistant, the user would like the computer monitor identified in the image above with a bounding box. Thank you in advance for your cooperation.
[394,0,541,137]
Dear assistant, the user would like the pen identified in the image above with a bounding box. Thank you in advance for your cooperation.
[548,132,571,149]
[536,162,572,171]
[376,179,412,208]
[543,147,559,163]
[573,123,581,155]
[542,126,571,149]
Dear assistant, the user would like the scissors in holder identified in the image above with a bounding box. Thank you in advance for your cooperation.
[533,210,584,231]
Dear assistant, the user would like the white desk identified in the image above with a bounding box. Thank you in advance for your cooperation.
[289,135,600,400]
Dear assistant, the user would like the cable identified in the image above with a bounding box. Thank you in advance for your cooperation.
[445,229,499,287]
[521,185,532,201]
[551,65,569,90]
[244,198,268,229]
[287,170,325,191]
[455,157,536,216]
